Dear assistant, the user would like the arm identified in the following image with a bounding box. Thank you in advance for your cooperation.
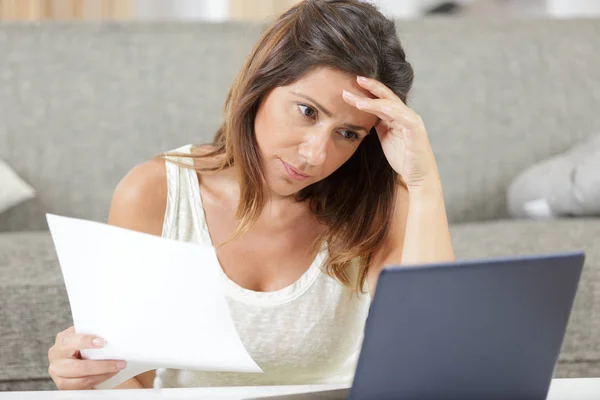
[105,157,168,388]
[341,75,454,296]
[368,174,454,295]
[399,175,454,266]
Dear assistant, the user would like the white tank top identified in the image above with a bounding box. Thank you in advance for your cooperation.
[154,145,371,388]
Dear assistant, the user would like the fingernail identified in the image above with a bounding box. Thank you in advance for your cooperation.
[116,361,127,370]
[357,76,368,82]
[342,90,356,99]
[92,338,105,347]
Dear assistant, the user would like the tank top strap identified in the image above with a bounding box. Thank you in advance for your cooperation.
[161,144,211,245]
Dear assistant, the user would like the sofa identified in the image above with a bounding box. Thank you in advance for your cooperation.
[1,18,599,391]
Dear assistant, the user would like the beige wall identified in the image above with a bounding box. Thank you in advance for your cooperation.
[0,0,301,21]
[0,0,131,20]
[230,0,300,21]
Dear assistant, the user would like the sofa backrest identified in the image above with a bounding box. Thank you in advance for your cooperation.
[1,19,599,231]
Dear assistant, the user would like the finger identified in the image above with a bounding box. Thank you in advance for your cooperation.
[354,98,421,130]
[54,371,120,391]
[342,92,402,122]
[356,76,400,102]
[50,333,106,361]
[49,359,127,379]
[342,91,421,131]
[54,326,75,343]
[342,90,388,115]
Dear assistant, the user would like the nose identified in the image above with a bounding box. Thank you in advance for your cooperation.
[298,128,328,166]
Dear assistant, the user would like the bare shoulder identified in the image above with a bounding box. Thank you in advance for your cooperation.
[107,157,167,236]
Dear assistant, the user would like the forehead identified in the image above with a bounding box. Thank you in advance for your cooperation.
[277,67,379,127]
[287,67,375,99]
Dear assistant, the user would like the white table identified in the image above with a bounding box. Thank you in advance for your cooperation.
[2,379,599,399]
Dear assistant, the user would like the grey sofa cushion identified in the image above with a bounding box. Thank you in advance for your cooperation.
[0,231,71,389]
[1,220,598,391]
[451,219,600,377]
[2,20,600,231]
[0,379,57,392]
[0,23,263,232]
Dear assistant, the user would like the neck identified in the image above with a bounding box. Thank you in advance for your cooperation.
[225,164,308,224]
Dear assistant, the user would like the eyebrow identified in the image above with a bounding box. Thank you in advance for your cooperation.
[290,91,370,134]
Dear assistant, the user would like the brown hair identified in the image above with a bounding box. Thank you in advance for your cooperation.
[162,0,414,292]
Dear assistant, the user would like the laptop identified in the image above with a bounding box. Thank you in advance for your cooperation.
[247,251,585,400]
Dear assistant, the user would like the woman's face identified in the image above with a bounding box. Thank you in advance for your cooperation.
[254,67,379,198]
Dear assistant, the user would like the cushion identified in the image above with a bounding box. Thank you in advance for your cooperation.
[0,231,71,387]
[451,218,600,378]
[0,159,35,215]
[507,133,600,219]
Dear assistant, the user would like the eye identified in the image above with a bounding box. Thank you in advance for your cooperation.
[339,130,360,142]
[298,104,316,119]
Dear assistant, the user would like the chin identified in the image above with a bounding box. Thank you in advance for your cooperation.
[267,180,304,198]
[261,159,306,197]
[264,170,312,198]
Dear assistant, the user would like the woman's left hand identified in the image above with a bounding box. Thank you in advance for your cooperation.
[342,76,439,190]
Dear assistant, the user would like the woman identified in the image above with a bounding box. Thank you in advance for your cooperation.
[48,0,454,390]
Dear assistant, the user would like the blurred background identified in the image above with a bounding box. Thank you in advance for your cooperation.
[1,0,600,21]
[1,0,600,394]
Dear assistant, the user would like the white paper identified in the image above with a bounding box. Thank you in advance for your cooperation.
[46,214,262,389]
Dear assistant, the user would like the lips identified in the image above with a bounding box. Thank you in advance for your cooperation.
[280,159,310,180]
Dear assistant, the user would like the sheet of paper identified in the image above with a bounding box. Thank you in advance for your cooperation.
[46,214,262,389]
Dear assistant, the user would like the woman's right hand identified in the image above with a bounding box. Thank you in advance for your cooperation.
[48,326,127,390]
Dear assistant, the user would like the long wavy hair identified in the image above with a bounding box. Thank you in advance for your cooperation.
[162,0,414,292]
